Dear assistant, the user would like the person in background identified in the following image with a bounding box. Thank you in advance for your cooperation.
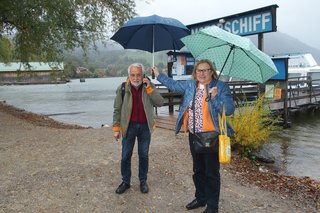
[152,59,235,213]
[113,63,164,194]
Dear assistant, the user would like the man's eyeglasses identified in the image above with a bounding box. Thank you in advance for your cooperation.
[130,73,142,78]
[196,68,211,74]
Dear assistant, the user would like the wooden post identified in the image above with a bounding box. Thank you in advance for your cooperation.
[258,33,264,51]
[308,75,312,103]
[168,96,174,115]
[283,80,289,128]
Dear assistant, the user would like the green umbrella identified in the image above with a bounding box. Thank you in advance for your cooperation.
[181,26,278,83]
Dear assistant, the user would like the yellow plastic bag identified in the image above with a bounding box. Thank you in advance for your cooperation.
[218,134,231,164]
[218,106,231,164]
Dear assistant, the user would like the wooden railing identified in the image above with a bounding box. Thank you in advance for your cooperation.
[286,76,320,108]
[158,92,182,115]
[156,77,320,116]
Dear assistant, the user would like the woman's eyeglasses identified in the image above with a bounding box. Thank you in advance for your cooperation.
[196,69,211,74]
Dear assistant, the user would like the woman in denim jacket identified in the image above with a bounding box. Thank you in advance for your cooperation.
[153,59,235,213]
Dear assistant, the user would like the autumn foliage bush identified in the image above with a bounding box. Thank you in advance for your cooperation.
[228,94,282,156]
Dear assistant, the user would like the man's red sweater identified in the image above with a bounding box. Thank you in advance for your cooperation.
[130,85,147,123]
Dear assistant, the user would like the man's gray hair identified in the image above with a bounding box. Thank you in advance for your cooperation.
[128,63,145,74]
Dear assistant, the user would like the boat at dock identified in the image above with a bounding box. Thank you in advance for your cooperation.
[275,53,320,85]
[286,53,320,77]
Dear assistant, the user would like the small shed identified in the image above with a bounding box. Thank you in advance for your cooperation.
[0,62,65,85]
[167,51,195,80]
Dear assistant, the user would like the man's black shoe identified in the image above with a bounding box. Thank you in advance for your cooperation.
[140,182,149,193]
[115,182,130,194]
[186,198,206,210]
[203,206,218,213]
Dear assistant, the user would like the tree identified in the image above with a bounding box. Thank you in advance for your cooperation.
[0,0,137,63]
[0,36,12,63]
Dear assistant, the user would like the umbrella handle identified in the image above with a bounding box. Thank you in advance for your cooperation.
[152,69,155,79]
[205,94,211,102]
[218,44,235,80]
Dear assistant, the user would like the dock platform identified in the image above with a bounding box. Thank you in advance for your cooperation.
[155,113,177,131]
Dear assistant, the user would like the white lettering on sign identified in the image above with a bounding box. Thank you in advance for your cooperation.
[262,13,270,30]
[228,12,271,35]
[253,15,261,31]
[239,18,247,34]
[189,11,273,36]
[232,20,239,34]
[248,16,252,32]
[224,22,231,32]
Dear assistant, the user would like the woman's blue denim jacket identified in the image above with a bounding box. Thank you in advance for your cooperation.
[157,73,235,136]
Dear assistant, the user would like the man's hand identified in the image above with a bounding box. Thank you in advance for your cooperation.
[143,76,151,88]
[113,131,120,141]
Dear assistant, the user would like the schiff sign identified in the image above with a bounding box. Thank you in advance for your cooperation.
[187,4,278,36]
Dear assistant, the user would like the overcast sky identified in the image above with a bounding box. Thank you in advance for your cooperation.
[135,0,320,49]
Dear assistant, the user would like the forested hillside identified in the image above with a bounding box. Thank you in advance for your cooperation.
[63,47,168,79]
[249,31,320,63]
[63,31,320,79]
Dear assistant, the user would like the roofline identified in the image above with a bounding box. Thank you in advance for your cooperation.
[0,62,64,72]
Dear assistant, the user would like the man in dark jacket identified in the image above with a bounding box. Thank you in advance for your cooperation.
[113,63,164,194]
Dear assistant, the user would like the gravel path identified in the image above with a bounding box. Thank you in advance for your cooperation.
[0,102,319,213]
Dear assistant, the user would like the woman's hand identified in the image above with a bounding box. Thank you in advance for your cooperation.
[209,87,218,99]
[151,67,160,77]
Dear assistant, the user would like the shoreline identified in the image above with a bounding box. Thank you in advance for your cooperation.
[0,101,319,212]
[0,80,69,86]
[0,101,87,129]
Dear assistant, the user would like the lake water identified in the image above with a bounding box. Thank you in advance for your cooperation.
[0,77,319,181]
[270,112,320,180]
[0,77,128,128]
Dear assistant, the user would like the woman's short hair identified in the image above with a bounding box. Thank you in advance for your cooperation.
[128,63,145,74]
[191,59,218,80]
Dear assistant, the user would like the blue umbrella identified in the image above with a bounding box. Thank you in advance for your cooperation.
[111,14,190,67]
